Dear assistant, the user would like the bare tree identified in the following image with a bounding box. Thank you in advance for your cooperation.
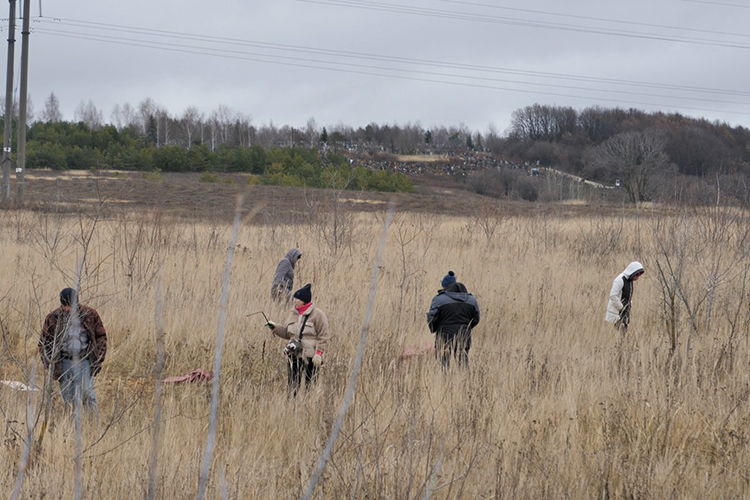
[392,212,438,328]
[26,96,36,124]
[42,93,62,123]
[234,112,253,147]
[306,166,359,258]
[396,121,424,153]
[256,121,280,149]
[111,102,138,131]
[181,106,202,147]
[510,104,549,141]
[592,129,671,203]
[305,117,319,148]
[470,197,507,245]
[110,103,123,129]
[214,105,235,146]
[74,100,103,130]
[0,96,18,119]
[485,122,499,146]
[208,113,219,151]
[156,107,172,146]
[138,98,158,135]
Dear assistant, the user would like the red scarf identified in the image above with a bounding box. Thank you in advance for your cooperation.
[296,302,312,315]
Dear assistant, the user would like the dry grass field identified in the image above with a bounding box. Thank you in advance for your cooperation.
[1,173,750,498]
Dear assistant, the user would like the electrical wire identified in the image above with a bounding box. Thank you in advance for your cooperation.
[32,27,750,116]
[682,0,750,8]
[297,0,750,50]
[33,17,750,99]
[436,0,750,40]
[32,26,750,108]
[25,4,750,120]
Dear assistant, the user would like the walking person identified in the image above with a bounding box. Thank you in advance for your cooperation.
[427,271,480,370]
[39,288,108,414]
[606,262,645,333]
[270,249,302,302]
[266,283,329,397]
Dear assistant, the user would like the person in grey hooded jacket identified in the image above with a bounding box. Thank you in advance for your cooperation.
[606,261,644,332]
[270,249,302,301]
[427,271,480,369]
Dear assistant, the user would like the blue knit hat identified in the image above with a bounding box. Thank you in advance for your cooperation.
[441,271,456,288]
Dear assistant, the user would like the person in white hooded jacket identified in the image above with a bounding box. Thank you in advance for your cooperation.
[606,261,644,332]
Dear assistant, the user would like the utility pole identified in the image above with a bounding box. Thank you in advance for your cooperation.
[1,0,16,206]
[16,0,30,205]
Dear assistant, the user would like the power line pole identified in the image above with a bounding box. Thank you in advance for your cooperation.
[1,0,16,206]
[16,0,30,205]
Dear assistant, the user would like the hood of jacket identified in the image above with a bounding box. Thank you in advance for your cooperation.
[285,249,302,269]
[443,282,472,302]
[623,261,644,279]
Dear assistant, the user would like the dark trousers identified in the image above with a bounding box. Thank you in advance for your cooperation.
[435,331,471,370]
[615,304,631,333]
[287,357,318,397]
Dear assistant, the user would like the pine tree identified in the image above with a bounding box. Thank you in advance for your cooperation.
[146,114,158,146]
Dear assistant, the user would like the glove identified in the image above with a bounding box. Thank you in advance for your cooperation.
[265,321,276,330]
[312,351,323,367]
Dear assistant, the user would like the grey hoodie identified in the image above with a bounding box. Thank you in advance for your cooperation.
[271,249,302,300]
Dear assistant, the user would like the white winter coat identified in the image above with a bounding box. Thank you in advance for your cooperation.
[605,262,644,323]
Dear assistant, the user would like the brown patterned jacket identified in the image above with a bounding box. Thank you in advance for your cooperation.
[39,305,108,379]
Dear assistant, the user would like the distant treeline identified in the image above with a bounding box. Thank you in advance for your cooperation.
[23,94,750,182]
[504,104,750,180]
[3,120,413,193]
[5,93,750,201]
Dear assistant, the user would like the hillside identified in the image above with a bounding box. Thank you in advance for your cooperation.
[18,169,626,221]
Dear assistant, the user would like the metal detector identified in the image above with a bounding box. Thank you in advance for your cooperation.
[247,311,275,334]
[246,311,270,323]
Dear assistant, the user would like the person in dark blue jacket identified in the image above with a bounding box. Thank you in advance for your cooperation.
[426,271,481,369]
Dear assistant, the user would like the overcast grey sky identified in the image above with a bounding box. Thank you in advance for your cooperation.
[17,0,750,134]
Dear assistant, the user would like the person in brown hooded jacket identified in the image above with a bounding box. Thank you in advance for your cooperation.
[39,288,107,412]
[266,283,329,397]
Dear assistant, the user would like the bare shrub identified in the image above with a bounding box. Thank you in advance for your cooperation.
[109,208,167,300]
[391,212,438,330]
[648,204,750,363]
[468,197,507,245]
[467,168,518,198]
[514,177,539,202]
[573,212,624,259]
[520,210,562,253]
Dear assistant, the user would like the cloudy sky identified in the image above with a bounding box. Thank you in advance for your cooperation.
[17,0,750,134]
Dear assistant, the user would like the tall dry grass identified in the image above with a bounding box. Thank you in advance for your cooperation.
[0,202,749,498]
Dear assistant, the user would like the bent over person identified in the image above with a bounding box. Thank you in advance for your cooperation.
[427,271,480,370]
[606,261,644,333]
[266,283,329,397]
[39,288,107,412]
[270,249,302,301]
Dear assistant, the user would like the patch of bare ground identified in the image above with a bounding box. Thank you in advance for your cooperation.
[395,154,449,163]
[17,168,645,221]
